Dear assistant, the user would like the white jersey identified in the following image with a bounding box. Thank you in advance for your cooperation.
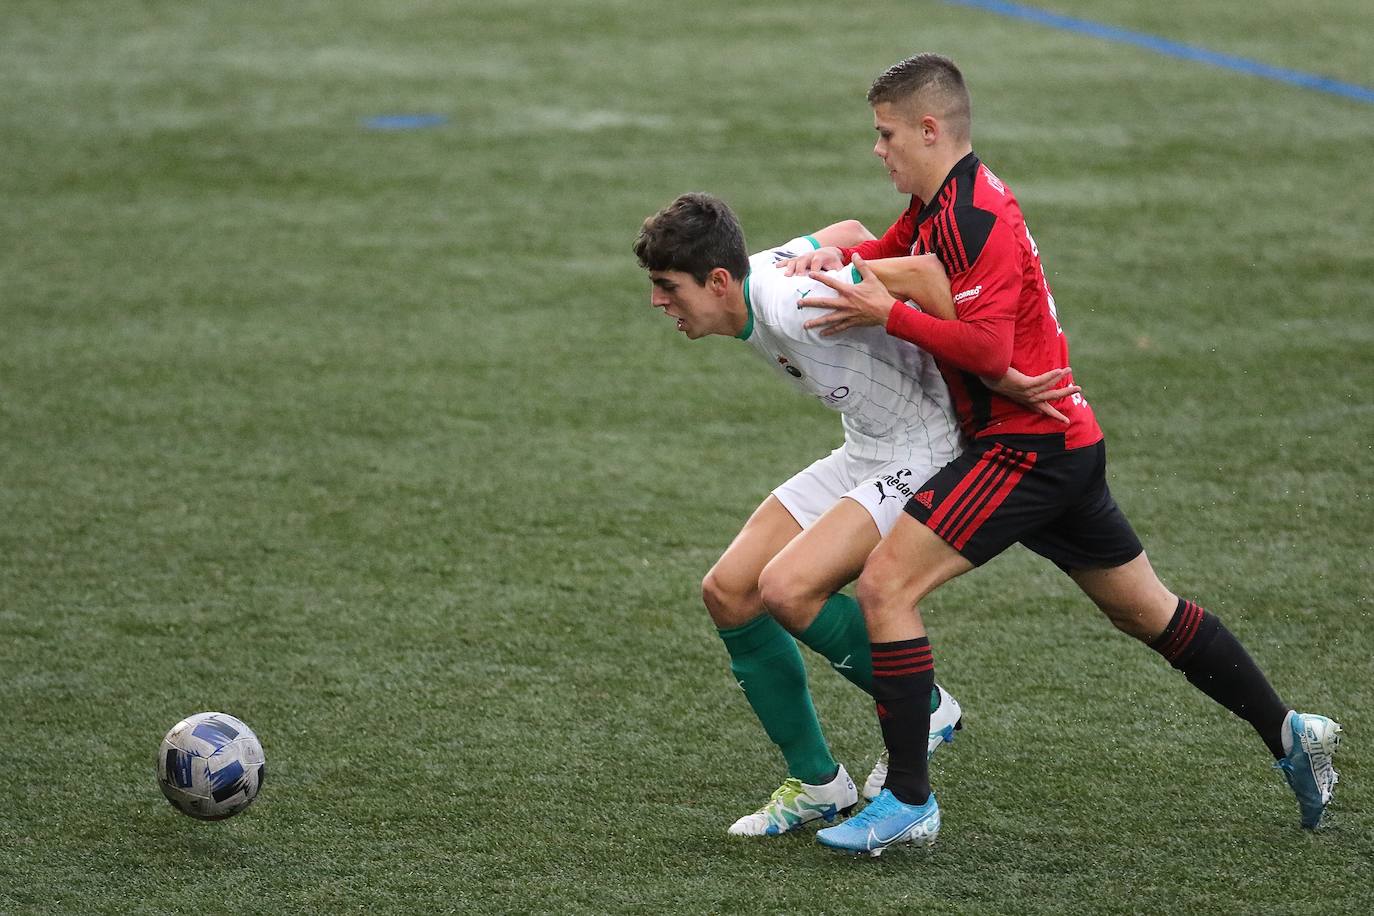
[740,238,962,465]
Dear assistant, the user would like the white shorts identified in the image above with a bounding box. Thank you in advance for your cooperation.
[771,446,940,537]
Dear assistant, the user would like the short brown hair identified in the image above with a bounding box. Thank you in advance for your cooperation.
[868,53,971,140]
[633,192,750,284]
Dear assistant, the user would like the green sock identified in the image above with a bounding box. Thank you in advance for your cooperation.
[796,593,875,695]
[797,593,944,714]
[718,614,837,786]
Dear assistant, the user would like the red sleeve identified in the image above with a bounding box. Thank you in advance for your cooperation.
[885,304,1012,378]
[838,199,919,263]
[883,217,1022,378]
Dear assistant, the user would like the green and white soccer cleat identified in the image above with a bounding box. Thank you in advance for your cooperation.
[1274,710,1342,829]
[862,684,963,800]
[727,765,858,836]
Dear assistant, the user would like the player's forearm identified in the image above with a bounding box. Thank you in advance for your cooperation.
[839,213,911,264]
[885,306,1013,377]
[841,235,908,265]
[809,219,875,250]
[866,257,955,320]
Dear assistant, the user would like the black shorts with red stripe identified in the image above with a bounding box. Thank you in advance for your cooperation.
[903,434,1144,572]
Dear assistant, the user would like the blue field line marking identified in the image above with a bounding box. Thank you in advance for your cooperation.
[363,114,449,130]
[943,0,1374,105]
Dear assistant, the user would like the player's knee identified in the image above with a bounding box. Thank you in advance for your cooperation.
[1103,606,1156,641]
[1108,594,1176,642]
[1089,578,1177,642]
[756,561,813,632]
[701,567,759,628]
[855,551,904,618]
[754,563,791,614]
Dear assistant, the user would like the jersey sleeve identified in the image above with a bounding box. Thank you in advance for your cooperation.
[838,200,919,264]
[883,213,1020,378]
[749,235,821,272]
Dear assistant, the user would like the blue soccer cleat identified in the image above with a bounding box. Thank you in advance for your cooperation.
[1274,711,1342,829]
[815,788,940,857]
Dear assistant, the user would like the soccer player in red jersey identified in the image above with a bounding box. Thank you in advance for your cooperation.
[783,54,1342,855]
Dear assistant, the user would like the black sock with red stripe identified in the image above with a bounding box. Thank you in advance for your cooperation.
[871,637,935,806]
[1150,598,1290,759]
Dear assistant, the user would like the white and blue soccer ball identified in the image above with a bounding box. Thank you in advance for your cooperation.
[156,712,265,820]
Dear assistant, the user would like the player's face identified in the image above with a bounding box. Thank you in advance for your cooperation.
[871,102,929,196]
[648,269,730,339]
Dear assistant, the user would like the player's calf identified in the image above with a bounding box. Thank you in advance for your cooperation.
[863,684,963,800]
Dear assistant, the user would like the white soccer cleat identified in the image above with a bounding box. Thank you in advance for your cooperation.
[1274,711,1342,829]
[727,765,858,836]
[863,684,962,801]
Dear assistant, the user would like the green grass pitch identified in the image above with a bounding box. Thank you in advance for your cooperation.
[2,1,1371,913]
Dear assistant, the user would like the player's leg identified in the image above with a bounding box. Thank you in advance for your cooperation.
[1073,552,1292,750]
[702,494,800,629]
[759,479,964,797]
[704,495,836,783]
[1066,551,1173,638]
[762,453,948,690]
[815,515,971,855]
[1075,555,1293,750]
[856,515,971,786]
[705,494,858,835]
[1046,461,1292,759]
[1033,443,1341,828]
[820,439,1050,854]
[757,495,876,678]
[1071,553,1341,828]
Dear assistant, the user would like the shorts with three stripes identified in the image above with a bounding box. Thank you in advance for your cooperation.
[903,434,1144,572]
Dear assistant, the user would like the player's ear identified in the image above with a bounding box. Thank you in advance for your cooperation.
[921,114,940,144]
[706,266,732,295]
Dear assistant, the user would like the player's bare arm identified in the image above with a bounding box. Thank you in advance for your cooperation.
[807,219,875,251]
[865,255,956,319]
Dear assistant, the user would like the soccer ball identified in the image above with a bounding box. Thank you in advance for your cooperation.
[156,712,266,820]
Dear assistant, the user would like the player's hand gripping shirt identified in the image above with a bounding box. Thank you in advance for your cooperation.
[842,154,1103,449]
[739,239,963,466]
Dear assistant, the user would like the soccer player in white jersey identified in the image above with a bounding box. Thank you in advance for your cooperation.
[632,192,1075,836]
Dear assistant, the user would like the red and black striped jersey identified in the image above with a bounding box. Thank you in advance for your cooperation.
[845,153,1102,448]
